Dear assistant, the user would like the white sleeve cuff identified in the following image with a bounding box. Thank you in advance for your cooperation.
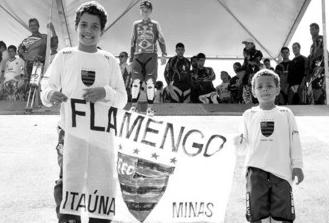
[103,85,114,101]
[41,89,55,107]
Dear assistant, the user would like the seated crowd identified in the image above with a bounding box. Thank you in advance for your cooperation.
[0,20,326,105]
[0,18,58,104]
[119,23,326,105]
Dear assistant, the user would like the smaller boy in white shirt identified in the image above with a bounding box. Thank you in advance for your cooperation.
[3,45,25,101]
[235,69,304,223]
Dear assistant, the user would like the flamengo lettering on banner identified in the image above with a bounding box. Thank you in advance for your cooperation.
[70,98,227,157]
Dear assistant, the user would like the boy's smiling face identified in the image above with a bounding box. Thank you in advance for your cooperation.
[8,48,16,59]
[140,7,152,20]
[76,13,103,49]
[252,75,280,103]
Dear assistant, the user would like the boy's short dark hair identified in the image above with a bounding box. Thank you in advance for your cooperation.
[8,45,17,52]
[155,81,163,90]
[251,69,280,89]
[233,62,242,68]
[221,71,231,79]
[263,58,270,63]
[310,23,319,30]
[0,41,7,49]
[292,42,301,49]
[280,47,289,53]
[176,42,185,49]
[75,1,108,31]
[119,51,128,57]
[196,53,206,59]
[28,18,39,27]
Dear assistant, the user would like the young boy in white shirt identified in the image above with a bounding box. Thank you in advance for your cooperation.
[40,2,127,222]
[235,69,304,223]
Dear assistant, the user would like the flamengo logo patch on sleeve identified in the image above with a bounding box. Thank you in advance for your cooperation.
[81,69,95,86]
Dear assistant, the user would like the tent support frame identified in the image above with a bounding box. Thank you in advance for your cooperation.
[215,0,276,61]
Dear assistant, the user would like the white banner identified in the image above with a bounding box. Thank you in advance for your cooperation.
[61,98,236,222]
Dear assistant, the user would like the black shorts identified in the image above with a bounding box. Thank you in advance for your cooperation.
[246,167,295,222]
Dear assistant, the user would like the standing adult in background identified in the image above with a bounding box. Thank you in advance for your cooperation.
[18,18,58,105]
[308,22,325,104]
[129,0,167,116]
[163,42,191,103]
[275,47,291,105]
[288,42,308,104]
[119,51,132,102]
[240,38,263,104]
[18,18,58,84]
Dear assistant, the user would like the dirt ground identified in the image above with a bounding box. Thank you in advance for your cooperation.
[0,115,328,223]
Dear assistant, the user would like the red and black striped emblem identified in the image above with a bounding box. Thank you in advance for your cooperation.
[260,121,274,137]
[117,152,174,222]
[81,69,95,87]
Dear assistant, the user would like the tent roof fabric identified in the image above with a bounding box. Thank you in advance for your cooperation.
[0,0,311,58]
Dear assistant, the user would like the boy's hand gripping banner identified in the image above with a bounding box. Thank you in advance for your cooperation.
[61,99,236,222]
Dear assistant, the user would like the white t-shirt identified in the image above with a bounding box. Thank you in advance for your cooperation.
[4,57,25,82]
[41,47,128,128]
[241,106,303,184]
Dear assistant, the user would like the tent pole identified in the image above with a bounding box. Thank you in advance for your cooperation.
[0,4,29,31]
[215,0,276,61]
[55,0,72,47]
[322,0,329,105]
[104,0,141,33]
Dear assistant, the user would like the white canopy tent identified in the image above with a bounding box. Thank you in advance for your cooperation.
[1,0,328,104]
[0,0,311,59]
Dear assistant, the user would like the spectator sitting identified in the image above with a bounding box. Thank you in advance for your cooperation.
[163,42,191,103]
[119,51,132,102]
[2,45,25,102]
[154,80,164,103]
[190,53,216,103]
[215,71,231,103]
[263,58,274,70]
[275,46,291,105]
[199,71,231,104]
[288,42,308,104]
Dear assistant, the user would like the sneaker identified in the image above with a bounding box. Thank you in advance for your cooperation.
[146,107,155,116]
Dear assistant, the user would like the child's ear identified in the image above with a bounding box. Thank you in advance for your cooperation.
[275,85,280,96]
[100,31,104,37]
